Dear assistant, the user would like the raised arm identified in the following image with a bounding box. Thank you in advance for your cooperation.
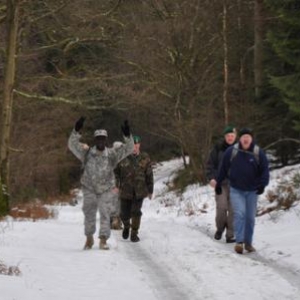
[114,120,134,164]
[67,117,87,162]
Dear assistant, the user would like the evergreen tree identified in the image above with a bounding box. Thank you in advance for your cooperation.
[265,0,300,130]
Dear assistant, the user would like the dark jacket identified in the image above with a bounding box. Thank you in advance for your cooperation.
[115,152,153,200]
[217,141,269,191]
[206,140,233,182]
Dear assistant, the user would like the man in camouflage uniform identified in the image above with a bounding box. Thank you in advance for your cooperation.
[77,141,123,230]
[115,135,153,242]
[68,117,134,250]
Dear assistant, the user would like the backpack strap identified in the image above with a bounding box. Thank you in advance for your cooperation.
[253,145,260,164]
[230,143,239,162]
[230,143,260,164]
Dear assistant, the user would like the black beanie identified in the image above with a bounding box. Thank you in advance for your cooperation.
[239,127,253,137]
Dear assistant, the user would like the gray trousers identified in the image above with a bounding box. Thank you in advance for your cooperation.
[82,187,116,239]
[215,184,234,238]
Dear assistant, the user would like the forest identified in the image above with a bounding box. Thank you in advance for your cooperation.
[0,0,300,215]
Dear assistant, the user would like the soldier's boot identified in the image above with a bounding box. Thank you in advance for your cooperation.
[111,216,123,230]
[122,220,130,239]
[83,235,94,250]
[130,230,140,242]
[99,236,109,250]
[130,216,141,243]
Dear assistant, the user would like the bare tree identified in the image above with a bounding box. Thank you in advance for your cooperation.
[222,0,229,125]
[254,0,264,98]
[114,0,224,182]
[0,0,20,215]
[0,0,274,207]
[0,0,131,212]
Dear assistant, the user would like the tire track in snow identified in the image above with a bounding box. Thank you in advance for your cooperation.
[120,241,200,300]
[247,252,300,288]
[190,223,300,290]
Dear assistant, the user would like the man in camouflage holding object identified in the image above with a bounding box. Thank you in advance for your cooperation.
[68,117,134,250]
[115,135,154,242]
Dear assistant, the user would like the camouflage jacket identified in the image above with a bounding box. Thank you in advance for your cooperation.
[68,130,134,194]
[114,152,153,200]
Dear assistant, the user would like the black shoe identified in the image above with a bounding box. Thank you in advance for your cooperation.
[122,228,129,239]
[130,233,140,243]
[226,237,236,243]
[214,231,223,240]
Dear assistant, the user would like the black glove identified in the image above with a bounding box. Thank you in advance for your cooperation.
[74,116,85,132]
[215,186,222,195]
[121,120,130,137]
[256,185,265,195]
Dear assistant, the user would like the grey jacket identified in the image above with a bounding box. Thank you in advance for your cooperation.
[68,130,134,194]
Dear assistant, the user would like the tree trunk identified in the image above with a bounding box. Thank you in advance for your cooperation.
[0,0,20,216]
[237,0,245,95]
[222,0,229,125]
[254,0,264,98]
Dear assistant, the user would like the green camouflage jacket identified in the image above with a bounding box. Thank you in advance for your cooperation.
[115,152,153,200]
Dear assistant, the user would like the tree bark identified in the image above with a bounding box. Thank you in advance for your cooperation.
[0,0,20,215]
[254,0,264,98]
[223,0,229,125]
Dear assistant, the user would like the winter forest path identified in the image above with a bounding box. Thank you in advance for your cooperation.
[122,218,300,300]
[188,222,300,292]
[1,200,300,300]
[119,239,195,300]
[2,158,300,300]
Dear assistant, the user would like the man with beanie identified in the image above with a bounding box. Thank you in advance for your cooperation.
[115,135,154,242]
[68,117,134,250]
[206,125,237,243]
[215,127,269,254]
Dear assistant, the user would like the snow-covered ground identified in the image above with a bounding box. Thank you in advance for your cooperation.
[1,158,300,300]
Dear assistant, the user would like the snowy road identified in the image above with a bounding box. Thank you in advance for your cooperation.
[1,158,300,300]
[189,222,300,292]
[125,219,300,300]
[1,201,300,300]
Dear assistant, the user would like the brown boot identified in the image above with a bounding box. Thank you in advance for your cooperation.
[245,244,256,252]
[234,243,244,254]
[83,235,94,250]
[111,217,123,230]
[99,237,109,250]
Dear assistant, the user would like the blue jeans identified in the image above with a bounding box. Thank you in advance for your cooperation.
[230,187,258,245]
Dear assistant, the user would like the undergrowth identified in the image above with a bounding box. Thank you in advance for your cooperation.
[0,191,75,221]
[0,261,21,276]
[171,166,199,193]
[257,172,300,216]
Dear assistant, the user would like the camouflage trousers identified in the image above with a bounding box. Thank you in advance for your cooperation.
[110,193,120,218]
[82,187,116,239]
